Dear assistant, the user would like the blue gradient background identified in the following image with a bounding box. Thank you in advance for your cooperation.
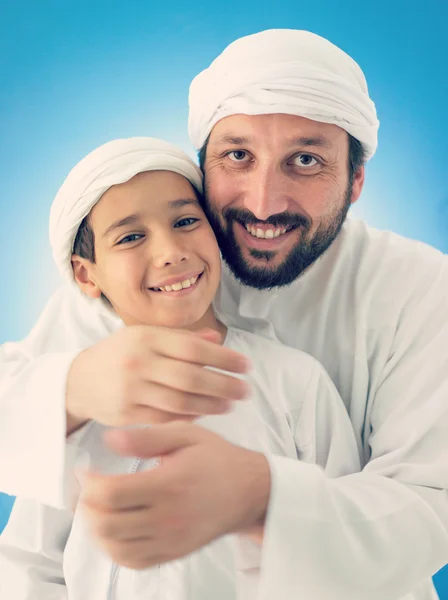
[1,0,447,594]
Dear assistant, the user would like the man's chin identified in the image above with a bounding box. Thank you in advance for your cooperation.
[221,251,298,290]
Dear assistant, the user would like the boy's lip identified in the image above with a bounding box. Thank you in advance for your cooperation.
[149,270,204,289]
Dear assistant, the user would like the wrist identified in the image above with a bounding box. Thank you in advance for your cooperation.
[65,350,89,433]
[238,450,271,534]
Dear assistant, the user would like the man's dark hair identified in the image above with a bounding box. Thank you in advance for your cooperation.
[73,216,95,262]
[198,132,365,183]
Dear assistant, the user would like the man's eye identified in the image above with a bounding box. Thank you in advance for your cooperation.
[175,217,199,228]
[292,154,318,167]
[117,233,143,245]
[227,150,248,162]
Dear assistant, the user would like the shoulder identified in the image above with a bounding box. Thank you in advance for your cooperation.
[344,218,446,285]
[335,218,447,323]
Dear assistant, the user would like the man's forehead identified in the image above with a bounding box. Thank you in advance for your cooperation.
[208,114,345,146]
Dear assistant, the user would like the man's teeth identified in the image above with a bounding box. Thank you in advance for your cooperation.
[245,224,288,239]
[155,275,198,292]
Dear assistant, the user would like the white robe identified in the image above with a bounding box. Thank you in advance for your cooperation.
[1,217,448,599]
[0,326,361,599]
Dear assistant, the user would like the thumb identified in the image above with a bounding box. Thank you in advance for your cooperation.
[193,327,222,344]
[104,422,202,458]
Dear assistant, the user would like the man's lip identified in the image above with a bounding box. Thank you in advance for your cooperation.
[237,220,295,233]
[149,271,203,289]
[235,222,299,249]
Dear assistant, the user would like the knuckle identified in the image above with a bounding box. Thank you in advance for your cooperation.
[169,394,190,414]
[101,484,121,508]
[120,352,142,373]
[183,368,202,392]
[94,515,115,539]
[179,337,200,362]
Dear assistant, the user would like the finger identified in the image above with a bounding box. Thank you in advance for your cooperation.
[104,421,201,460]
[83,502,151,541]
[193,328,222,343]
[144,329,251,374]
[81,469,160,510]
[132,382,233,417]
[101,537,166,570]
[107,394,220,427]
[143,356,251,401]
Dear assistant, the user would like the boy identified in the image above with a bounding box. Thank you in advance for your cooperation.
[0,137,360,599]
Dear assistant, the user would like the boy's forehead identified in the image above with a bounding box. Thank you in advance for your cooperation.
[88,171,200,231]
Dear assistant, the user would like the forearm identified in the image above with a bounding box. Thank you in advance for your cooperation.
[258,457,448,600]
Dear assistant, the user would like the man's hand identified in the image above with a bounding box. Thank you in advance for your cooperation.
[79,423,271,570]
[66,326,251,434]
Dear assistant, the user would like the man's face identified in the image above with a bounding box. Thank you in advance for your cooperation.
[202,114,364,289]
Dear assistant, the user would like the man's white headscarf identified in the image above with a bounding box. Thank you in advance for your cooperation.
[188,29,379,160]
[49,137,203,282]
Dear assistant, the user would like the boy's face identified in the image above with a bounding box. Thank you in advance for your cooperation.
[73,170,222,329]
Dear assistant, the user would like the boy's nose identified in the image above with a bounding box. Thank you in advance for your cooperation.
[151,237,189,268]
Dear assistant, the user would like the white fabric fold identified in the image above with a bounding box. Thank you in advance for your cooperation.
[189,29,379,159]
[49,137,203,281]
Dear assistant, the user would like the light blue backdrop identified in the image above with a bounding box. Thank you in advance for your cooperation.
[1,0,447,594]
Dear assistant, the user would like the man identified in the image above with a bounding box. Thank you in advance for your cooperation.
[1,29,447,599]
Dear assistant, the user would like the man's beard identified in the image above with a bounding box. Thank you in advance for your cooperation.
[202,180,353,290]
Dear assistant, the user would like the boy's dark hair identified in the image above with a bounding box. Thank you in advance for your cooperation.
[198,132,365,184]
[73,216,95,262]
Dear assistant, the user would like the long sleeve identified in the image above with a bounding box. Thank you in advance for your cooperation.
[258,263,448,599]
[0,285,118,508]
[0,497,73,599]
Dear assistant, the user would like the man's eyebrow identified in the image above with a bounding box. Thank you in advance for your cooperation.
[213,135,250,145]
[212,134,333,149]
[103,214,141,238]
[289,136,334,149]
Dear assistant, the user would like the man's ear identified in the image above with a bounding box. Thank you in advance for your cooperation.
[350,165,365,205]
[71,255,102,299]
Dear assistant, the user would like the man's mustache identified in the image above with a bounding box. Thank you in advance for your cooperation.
[223,208,311,230]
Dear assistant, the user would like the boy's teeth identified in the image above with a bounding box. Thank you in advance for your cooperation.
[156,275,198,292]
[245,224,288,239]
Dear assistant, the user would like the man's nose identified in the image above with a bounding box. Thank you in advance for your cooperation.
[242,165,289,221]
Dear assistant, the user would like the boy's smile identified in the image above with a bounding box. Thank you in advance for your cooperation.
[72,170,222,332]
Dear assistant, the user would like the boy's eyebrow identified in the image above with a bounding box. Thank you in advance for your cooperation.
[102,214,141,238]
[168,198,200,209]
[102,199,200,238]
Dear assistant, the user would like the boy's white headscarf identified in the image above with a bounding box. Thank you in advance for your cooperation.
[49,137,203,282]
[188,29,379,160]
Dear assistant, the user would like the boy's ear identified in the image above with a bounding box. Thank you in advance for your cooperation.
[71,255,102,299]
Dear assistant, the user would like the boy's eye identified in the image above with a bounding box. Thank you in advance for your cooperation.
[117,233,143,245]
[175,217,200,228]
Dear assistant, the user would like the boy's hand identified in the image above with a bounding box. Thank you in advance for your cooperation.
[65,326,251,433]
[79,423,270,569]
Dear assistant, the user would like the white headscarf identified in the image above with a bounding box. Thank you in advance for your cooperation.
[49,137,203,282]
[188,29,379,160]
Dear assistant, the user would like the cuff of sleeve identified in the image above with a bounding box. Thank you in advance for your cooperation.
[6,352,83,509]
[257,455,330,600]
